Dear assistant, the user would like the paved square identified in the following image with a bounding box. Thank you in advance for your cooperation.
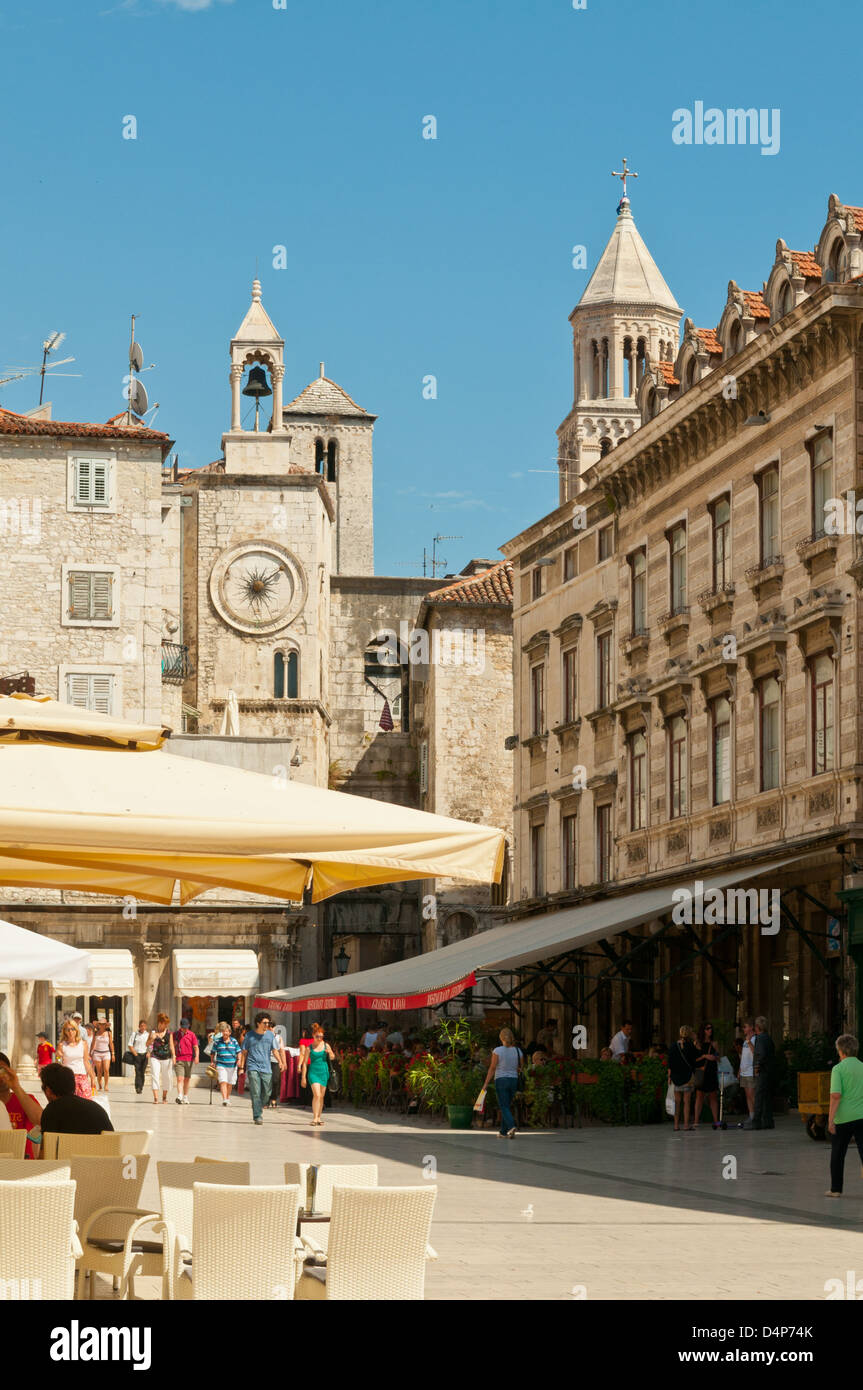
[91,1088,861,1300]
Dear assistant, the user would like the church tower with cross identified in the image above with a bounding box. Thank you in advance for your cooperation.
[557,160,682,502]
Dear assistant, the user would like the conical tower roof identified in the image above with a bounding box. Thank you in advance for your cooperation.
[578,199,681,314]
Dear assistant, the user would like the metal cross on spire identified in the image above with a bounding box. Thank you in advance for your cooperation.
[611,157,638,200]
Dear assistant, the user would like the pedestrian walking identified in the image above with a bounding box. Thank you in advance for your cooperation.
[173,1018,199,1105]
[300,1021,335,1127]
[481,1027,524,1138]
[741,1015,775,1130]
[825,1034,863,1197]
[211,1020,241,1107]
[90,1020,114,1092]
[668,1026,699,1131]
[693,1022,721,1127]
[127,1020,151,1095]
[240,1012,280,1125]
[56,1018,97,1099]
[737,1019,756,1122]
[35,1032,55,1074]
[268,1027,286,1109]
[149,1013,174,1105]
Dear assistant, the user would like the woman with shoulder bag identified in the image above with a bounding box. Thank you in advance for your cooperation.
[149,1013,174,1105]
[668,1025,699,1131]
[126,1020,151,1096]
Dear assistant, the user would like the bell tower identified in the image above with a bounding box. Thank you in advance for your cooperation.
[223,279,289,474]
[557,163,682,501]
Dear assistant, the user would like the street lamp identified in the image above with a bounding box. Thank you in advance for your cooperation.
[334,945,350,976]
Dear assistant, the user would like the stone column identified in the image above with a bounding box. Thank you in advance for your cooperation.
[140,943,166,1025]
[12,979,45,1075]
[609,331,622,400]
[628,343,637,396]
[271,364,285,433]
[230,365,243,432]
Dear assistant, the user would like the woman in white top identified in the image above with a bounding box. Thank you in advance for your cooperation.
[481,1027,524,1139]
[56,1018,96,1099]
[128,1019,151,1095]
[737,1019,756,1120]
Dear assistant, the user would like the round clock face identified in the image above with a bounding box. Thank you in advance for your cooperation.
[209,542,306,635]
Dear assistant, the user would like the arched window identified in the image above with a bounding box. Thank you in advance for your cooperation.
[326,439,337,483]
[825,239,846,284]
[636,337,647,388]
[682,357,697,391]
[646,388,659,420]
[601,339,609,398]
[599,436,613,458]
[314,438,325,474]
[727,319,742,357]
[777,282,793,318]
[591,340,600,397]
[274,649,298,698]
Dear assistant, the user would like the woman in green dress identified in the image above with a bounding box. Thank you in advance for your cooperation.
[301,1022,335,1127]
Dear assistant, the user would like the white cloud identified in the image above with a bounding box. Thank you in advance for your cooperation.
[157,0,234,10]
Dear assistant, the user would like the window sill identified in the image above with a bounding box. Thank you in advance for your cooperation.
[657,609,690,638]
[697,585,735,615]
[745,560,784,597]
[521,732,549,750]
[796,533,838,572]
[551,717,582,738]
[621,630,649,658]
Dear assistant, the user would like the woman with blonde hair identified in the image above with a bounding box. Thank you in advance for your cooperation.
[668,1025,699,1131]
[148,1012,174,1105]
[300,1021,335,1127]
[90,1019,115,1092]
[56,1017,96,1099]
[481,1026,524,1138]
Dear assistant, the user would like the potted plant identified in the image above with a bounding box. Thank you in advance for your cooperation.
[407,1018,484,1128]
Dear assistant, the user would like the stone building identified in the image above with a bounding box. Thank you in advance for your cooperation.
[502,190,863,1049]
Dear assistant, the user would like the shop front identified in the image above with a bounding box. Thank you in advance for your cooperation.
[52,949,136,1077]
[172,949,260,1041]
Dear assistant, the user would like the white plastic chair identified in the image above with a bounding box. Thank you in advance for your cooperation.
[0,1179,80,1299]
[0,1131,27,1159]
[296,1186,438,1301]
[163,1183,303,1300]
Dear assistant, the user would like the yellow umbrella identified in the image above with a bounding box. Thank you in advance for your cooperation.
[0,694,504,904]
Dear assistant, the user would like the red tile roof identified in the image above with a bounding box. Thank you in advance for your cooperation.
[742,290,770,319]
[789,249,821,279]
[844,205,863,232]
[696,327,722,355]
[0,405,171,443]
[427,560,513,607]
[655,360,679,387]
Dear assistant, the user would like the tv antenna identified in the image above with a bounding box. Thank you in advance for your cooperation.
[426,533,462,578]
[125,315,156,423]
[0,331,81,402]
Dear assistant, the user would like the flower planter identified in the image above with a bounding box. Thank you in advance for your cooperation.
[447,1104,474,1129]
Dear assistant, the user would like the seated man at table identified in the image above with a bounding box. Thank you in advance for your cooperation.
[38,1062,115,1143]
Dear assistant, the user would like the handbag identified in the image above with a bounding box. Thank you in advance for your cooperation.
[665,1081,676,1116]
[206,1063,218,1080]
[121,1049,137,1067]
[692,1067,705,1088]
[327,1056,341,1094]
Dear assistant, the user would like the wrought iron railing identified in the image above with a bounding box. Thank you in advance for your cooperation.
[161,641,192,682]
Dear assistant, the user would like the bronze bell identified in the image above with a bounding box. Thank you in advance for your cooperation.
[242,365,272,398]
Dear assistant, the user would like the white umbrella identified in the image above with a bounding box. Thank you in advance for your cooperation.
[0,916,91,982]
[219,690,240,737]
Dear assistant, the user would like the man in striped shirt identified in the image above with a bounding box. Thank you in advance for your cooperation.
[211,1021,242,1107]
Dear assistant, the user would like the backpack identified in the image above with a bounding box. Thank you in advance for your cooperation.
[151,1032,171,1060]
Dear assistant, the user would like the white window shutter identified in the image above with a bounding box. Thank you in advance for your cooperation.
[68,571,92,619]
[92,572,113,620]
[93,462,109,506]
[90,675,113,714]
[66,673,91,707]
[75,458,91,504]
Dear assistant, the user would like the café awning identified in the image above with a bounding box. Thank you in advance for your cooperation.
[52,948,135,994]
[255,859,794,1012]
[173,949,260,995]
[0,917,91,983]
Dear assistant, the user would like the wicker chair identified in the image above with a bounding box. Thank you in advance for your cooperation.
[49,1130,152,1159]
[284,1162,378,1216]
[0,1131,27,1159]
[71,1155,150,1299]
[296,1185,438,1301]
[162,1183,303,1300]
[0,1159,71,1183]
[0,1178,80,1299]
[75,1159,250,1301]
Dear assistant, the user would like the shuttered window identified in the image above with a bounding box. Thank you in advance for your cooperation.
[67,570,113,621]
[65,673,114,713]
[74,458,110,507]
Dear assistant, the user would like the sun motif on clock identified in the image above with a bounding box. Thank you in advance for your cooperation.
[209,542,306,635]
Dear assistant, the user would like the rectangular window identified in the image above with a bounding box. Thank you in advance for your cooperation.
[598,526,613,562]
[712,496,731,590]
[597,631,613,708]
[712,696,731,805]
[811,654,834,775]
[562,647,578,723]
[810,431,833,538]
[630,731,647,830]
[563,546,577,582]
[73,458,110,508]
[532,568,543,600]
[562,814,577,890]
[530,663,545,736]
[596,804,612,883]
[759,677,781,791]
[65,672,114,714]
[531,823,545,897]
[630,548,646,634]
[758,466,779,566]
[669,716,688,819]
[67,570,113,622]
[669,524,687,613]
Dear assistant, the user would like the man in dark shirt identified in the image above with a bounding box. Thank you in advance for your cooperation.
[37,1062,115,1140]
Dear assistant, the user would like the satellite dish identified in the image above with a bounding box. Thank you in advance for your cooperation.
[130,378,148,416]
[129,341,144,372]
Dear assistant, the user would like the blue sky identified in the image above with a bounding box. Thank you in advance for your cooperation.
[1,0,859,576]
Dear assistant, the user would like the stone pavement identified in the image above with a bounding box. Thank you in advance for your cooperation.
[92,1090,861,1300]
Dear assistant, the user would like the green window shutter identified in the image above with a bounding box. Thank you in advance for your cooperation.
[92,571,113,621]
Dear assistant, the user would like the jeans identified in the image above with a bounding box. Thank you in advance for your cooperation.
[132,1053,148,1093]
[752,1071,773,1129]
[247,1068,272,1121]
[271,1062,282,1104]
[830,1116,863,1193]
[496,1076,518,1135]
